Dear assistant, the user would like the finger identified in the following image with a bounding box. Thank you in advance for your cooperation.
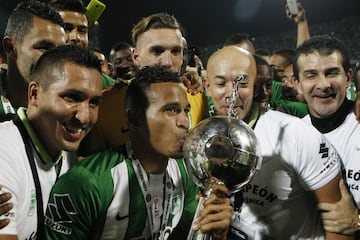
[0,202,14,216]
[199,201,232,223]
[0,218,10,229]
[180,76,191,89]
[318,202,335,211]
[319,209,337,221]
[339,179,351,200]
[198,207,232,233]
[0,192,12,205]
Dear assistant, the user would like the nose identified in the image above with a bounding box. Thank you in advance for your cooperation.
[68,30,80,45]
[177,111,189,130]
[160,51,173,69]
[225,81,236,102]
[318,74,331,89]
[75,102,91,125]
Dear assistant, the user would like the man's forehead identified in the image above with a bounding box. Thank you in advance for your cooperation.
[297,51,343,69]
[59,11,88,25]
[137,28,183,47]
[208,50,256,77]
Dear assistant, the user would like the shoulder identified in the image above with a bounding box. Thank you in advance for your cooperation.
[0,121,23,152]
[51,149,129,205]
[258,110,325,144]
[71,148,128,177]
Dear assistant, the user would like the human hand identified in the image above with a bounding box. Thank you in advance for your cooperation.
[181,66,204,95]
[192,184,233,240]
[286,2,306,23]
[0,185,13,229]
[318,179,358,235]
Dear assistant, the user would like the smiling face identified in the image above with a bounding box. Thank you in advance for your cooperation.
[144,82,190,158]
[205,46,257,121]
[254,64,273,108]
[59,11,88,47]
[297,51,351,118]
[28,62,102,157]
[132,28,184,73]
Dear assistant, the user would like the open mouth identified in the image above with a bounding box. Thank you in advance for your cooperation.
[316,93,336,99]
[63,123,84,140]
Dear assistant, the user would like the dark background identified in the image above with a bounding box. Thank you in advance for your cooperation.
[1,0,360,56]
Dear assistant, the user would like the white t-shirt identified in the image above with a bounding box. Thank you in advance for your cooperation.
[0,115,76,240]
[303,111,360,208]
[231,110,341,240]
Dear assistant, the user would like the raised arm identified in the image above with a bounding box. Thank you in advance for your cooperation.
[286,2,310,47]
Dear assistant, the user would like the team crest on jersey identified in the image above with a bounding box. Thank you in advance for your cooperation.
[45,193,78,235]
[170,186,182,215]
[28,190,36,216]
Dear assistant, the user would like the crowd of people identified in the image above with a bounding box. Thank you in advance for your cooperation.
[0,0,359,239]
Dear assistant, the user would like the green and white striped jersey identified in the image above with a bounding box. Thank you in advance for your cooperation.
[44,147,199,240]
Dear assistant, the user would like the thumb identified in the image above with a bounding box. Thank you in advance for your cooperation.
[339,178,350,199]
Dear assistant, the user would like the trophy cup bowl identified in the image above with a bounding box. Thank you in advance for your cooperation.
[183,115,261,194]
[183,116,262,240]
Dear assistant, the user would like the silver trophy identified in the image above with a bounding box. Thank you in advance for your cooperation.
[183,75,262,240]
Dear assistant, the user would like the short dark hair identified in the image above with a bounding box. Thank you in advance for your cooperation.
[272,48,294,67]
[109,42,133,61]
[5,0,64,43]
[131,12,184,46]
[125,65,180,111]
[31,45,101,90]
[255,48,271,58]
[50,0,86,14]
[293,35,350,80]
[110,42,133,52]
[254,54,270,66]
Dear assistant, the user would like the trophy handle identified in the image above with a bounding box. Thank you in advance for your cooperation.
[187,196,212,240]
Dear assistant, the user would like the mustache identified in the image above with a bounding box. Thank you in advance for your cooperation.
[312,89,337,98]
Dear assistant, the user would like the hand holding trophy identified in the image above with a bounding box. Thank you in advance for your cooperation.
[183,75,262,240]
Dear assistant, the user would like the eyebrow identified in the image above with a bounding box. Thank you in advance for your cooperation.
[324,67,341,74]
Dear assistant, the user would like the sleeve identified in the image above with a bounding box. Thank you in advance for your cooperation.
[44,165,110,240]
[0,132,24,236]
[283,120,341,191]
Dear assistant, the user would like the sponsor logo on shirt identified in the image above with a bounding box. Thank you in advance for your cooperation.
[45,194,77,235]
[319,142,339,175]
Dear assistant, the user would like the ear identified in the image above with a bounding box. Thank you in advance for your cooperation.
[203,77,212,97]
[132,48,141,67]
[2,36,16,57]
[28,81,40,107]
[346,68,353,88]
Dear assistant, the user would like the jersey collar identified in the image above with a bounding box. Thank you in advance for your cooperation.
[246,103,260,129]
[309,99,354,133]
[17,107,64,164]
